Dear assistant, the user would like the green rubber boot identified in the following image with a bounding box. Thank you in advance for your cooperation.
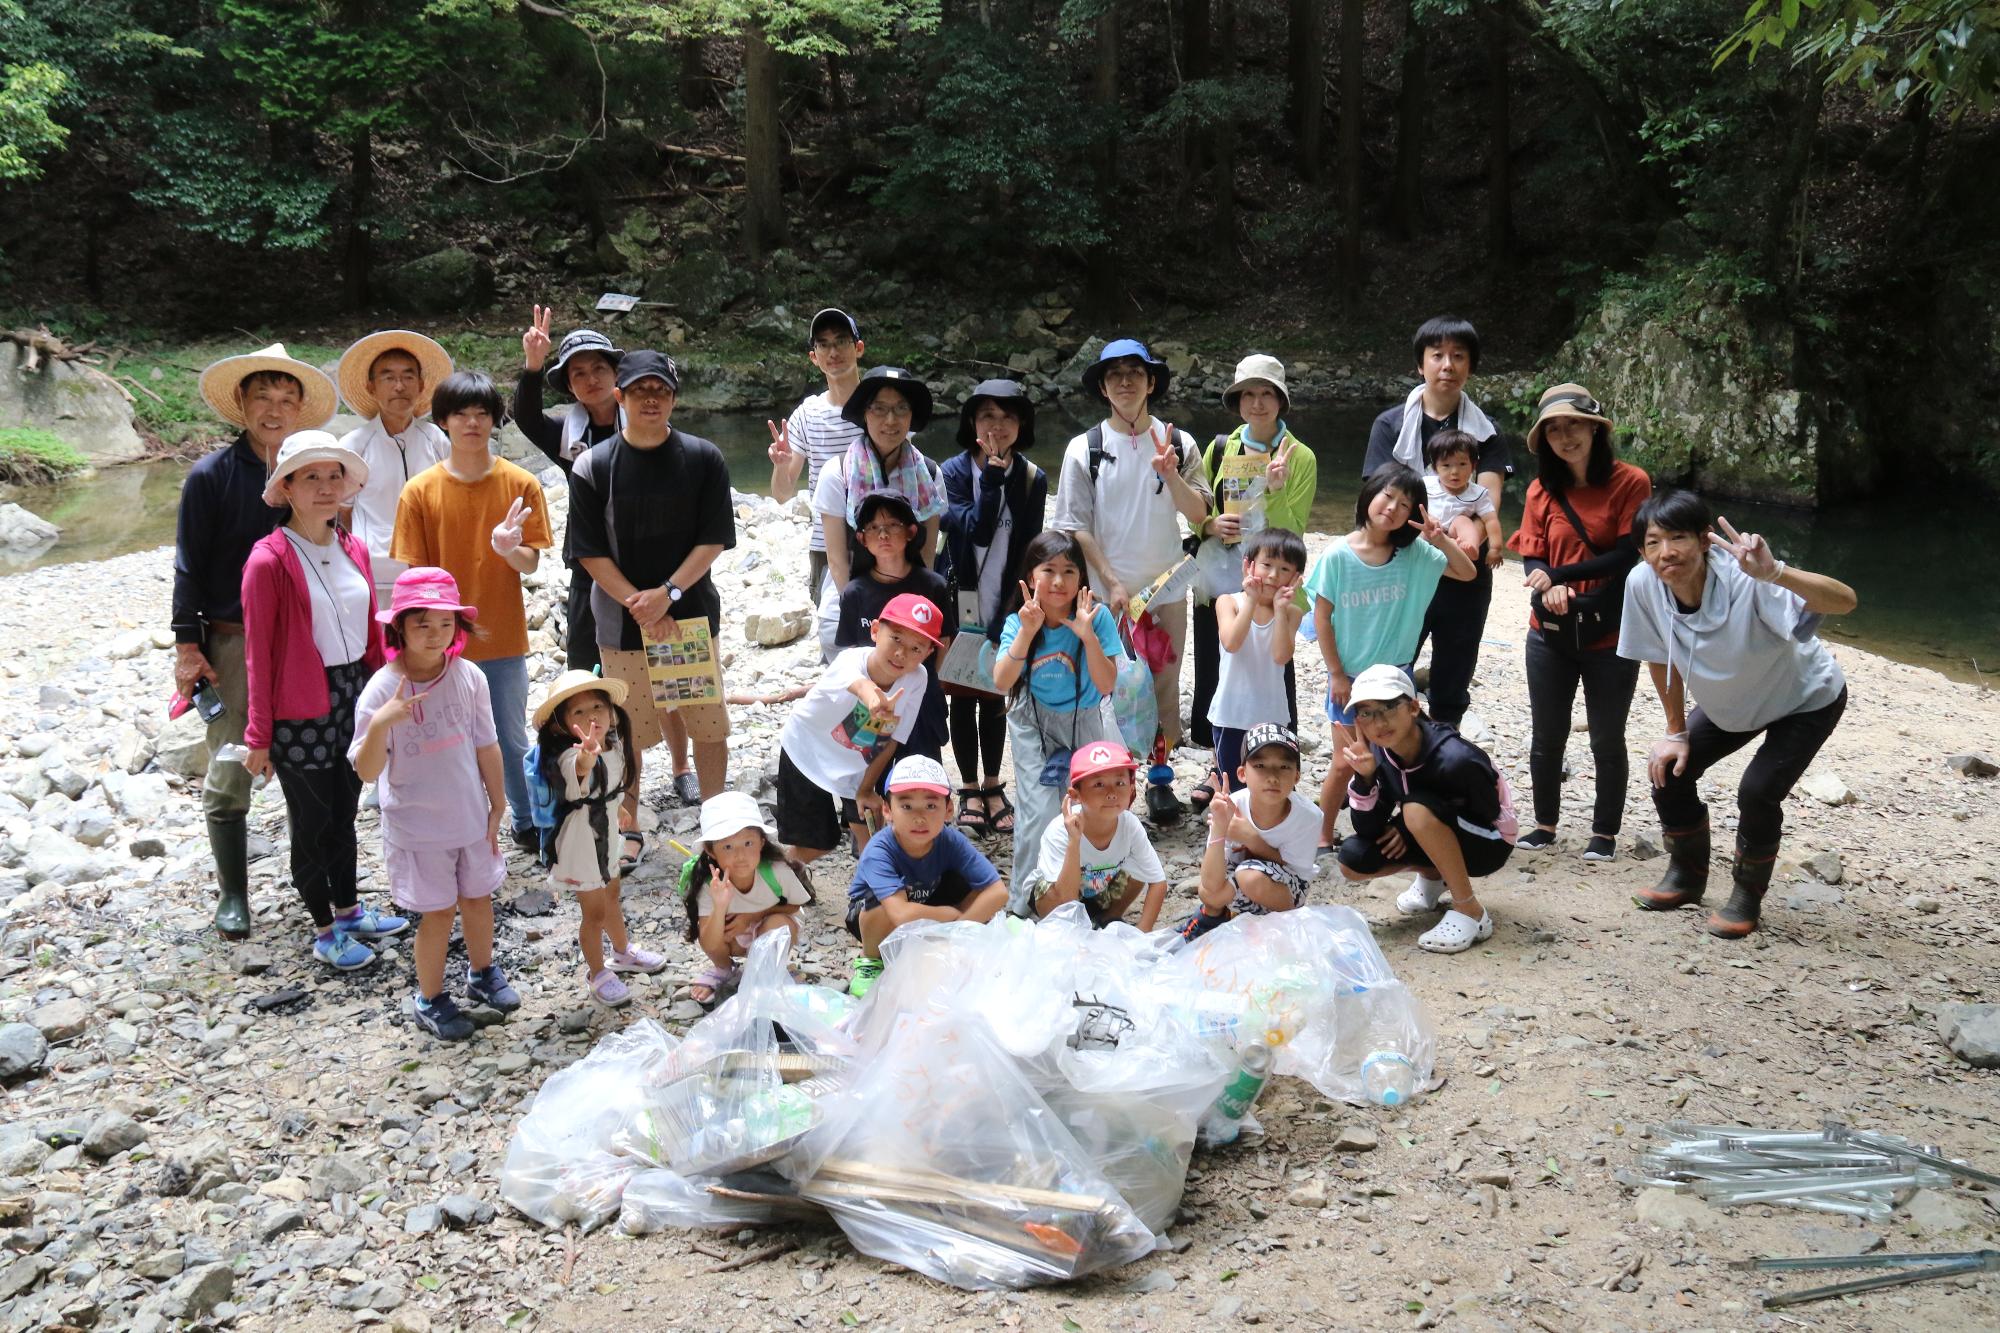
[207,815,252,940]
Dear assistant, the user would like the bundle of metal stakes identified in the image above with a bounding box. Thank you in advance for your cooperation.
[1617,1119,1992,1221]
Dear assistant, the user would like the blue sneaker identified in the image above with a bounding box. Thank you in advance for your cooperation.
[340,905,410,940]
[413,992,474,1042]
[466,964,521,1013]
[313,928,375,971]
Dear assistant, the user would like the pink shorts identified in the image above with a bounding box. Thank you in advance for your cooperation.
[387,841,506,915]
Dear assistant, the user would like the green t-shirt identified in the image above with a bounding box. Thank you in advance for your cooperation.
[1203,425,1318,537]
[1303,537,1447,673]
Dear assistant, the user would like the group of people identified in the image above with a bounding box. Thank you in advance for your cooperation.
[171,306,1858,1035]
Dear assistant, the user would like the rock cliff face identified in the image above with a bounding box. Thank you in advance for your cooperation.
[0,345,147,466]
[1554,298,1871,508]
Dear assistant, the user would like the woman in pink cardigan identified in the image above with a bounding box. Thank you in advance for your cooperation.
[242,432,408,970]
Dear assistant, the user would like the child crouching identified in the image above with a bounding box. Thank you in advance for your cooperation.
[679,792,813,1006]
[1015,741,1167,930]
[1180,723,1323,944]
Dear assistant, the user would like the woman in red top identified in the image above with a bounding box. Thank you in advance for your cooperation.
[1505,385,1652,861]
[242,432,404,970]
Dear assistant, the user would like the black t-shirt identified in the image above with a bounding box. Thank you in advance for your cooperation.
[835,568,955,755]
[569,429,737,650]
[1363,403,1513,482]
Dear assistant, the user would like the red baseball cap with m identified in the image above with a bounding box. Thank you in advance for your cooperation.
[1068,741,1139,785]
[877,592,944,647]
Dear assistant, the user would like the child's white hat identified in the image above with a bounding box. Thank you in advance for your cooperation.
[698,790,779,847]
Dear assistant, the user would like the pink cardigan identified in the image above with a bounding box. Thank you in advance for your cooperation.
[241,528,387,750]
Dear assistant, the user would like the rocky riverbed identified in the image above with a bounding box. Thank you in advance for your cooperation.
[0,475,1994,1332]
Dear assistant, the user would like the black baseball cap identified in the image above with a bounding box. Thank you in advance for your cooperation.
[807,308,860,350]
[614,350,680,392]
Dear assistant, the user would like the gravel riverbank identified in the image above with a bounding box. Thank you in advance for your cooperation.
[0,476,1994,1332]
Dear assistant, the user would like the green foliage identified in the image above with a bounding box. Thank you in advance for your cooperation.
[133,109,337,248]
[0,426,87,484]
[1719,0,2000,114]
[0,61,68,181]
[1140,74,1285,138]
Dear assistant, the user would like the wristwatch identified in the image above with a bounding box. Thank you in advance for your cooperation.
[665,582,683,604]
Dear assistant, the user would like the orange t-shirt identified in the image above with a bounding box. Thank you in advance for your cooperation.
[1506,459,1652,650]
[390,457,552,660]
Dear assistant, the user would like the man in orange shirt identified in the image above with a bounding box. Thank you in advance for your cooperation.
[392,370,552,852]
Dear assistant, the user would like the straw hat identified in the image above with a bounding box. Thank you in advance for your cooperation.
[1526,383,1614,452]
[337,330,454,420]
[1224,353,1289,412]
[532,669,630,731]
[260,430,368,508]
[199,343,336,430]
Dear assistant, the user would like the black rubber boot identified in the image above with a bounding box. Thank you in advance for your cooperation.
[1707,838,1777,939]
[208,815,252,940]
[1633,823,1710,910]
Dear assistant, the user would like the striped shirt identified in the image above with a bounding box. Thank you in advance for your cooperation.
[787,390,865,551]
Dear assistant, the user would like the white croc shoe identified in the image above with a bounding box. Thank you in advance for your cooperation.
[1395,874,1449,916]
[1418,908,1494,954]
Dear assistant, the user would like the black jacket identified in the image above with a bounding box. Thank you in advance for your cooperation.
[1348,718,1509,840]
[940,450,1048,643]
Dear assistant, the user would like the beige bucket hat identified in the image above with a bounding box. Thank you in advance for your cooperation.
[1223,353,1289,412]
[199,343,337,430]
[1526,383,1614,452]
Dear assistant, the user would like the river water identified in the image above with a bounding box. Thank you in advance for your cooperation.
[6,406,1993,685]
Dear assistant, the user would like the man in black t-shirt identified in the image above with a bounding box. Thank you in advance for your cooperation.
[569,351,738,801]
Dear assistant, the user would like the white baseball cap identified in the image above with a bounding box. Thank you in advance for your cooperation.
[884,754,952,796]
[1349,664,1418,706]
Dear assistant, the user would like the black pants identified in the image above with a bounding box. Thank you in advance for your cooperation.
[565,560,599,674]
[1524,630,1640,834]
[1337,796,1514,878]
[1653,687,1848,849]
[1190,600,1298,749]
[273,761,362,929]
[1416,561,1493,726]
[949,692,1007,784]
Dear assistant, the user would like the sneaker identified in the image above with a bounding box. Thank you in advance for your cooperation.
[1177,908,1228,945]
[1395,874,1449,916]
[589,968,631,1007]
[466,964,521,1012]
[607,946,667,975]
[413,992,474,1041]
[1582,835,1617,862]
[1516,828,1558,851]
[1144,782,1184,827]
[511,825,542,856]
[848,956,884,999]
[313,928,375,971]
[340,904,410,940]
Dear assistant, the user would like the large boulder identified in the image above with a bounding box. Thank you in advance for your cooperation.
[381,248,494,314]
[0,343,145,464]
[0,504,59,549]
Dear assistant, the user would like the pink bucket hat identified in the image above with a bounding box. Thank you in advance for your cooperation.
[377,566,479,624]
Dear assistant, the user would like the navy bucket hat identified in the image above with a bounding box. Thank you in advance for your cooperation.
[955,378,1037,452]
[1079,338,1171,402]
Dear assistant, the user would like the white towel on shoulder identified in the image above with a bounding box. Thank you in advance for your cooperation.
[1391,384,1496,472]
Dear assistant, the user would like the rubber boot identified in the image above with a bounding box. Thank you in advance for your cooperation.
[208,815,252,940]
[1633,823,1709,910]
[1706,838,1777,939]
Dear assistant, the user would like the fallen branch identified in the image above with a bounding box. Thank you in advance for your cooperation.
[703,1238,798,1273]
[115,374,163,405]
[658,142,747,165]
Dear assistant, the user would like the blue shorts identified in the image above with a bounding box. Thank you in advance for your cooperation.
[1324,662,1416,726]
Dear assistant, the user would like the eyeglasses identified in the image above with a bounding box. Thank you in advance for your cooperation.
[813,337,856,353]
[866,401,912,419]
[1353,703,1405,724]
[859,523,908,539]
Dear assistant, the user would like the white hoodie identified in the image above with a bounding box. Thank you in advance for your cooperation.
[1618,551,1844,733]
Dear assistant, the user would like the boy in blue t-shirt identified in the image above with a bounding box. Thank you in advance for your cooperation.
[845,754,1007,997]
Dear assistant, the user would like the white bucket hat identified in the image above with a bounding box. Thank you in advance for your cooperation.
[261,430,369,508]
[698,790,781,848]
[1224,353,1289,412]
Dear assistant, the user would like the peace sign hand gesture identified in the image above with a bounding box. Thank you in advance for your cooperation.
[522,304,554,371]
[1265,434,1296,491]
[1708,516,1782,582]
[1407,504,1447,548]
[575,715,606,759]
[490,497,529,556]
[1015,580,1046,636]
[866,687,905,736]
[766,417,803,477]
[1334,721,1376,780]
[1151,432,1178,478]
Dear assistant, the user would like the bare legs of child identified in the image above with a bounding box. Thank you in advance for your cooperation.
[578,877,666,1006]
[691,910,801,1005]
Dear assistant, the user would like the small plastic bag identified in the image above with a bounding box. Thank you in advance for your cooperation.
[617,1167,795,1235]
[1107,643,1158,759]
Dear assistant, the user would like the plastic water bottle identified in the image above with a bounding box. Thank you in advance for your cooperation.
[1199,1042,1273,1146]
[212,742,269,790]
[1360,1050,1418,1107]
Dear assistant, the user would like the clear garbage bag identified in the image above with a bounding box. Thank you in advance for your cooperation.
[617,1167,798,1235]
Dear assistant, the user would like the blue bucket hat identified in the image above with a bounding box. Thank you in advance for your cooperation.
[1079,338,1171,403]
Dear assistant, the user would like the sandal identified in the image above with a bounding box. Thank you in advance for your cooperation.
[956,787,991,835]
[1188,777,1218,813]
[672,772,702,806]
[982,786,1015,836]
[1418,909,1494,954]
[618,830,645,876]
[589,968,632,1007]
[687,962,740,1008]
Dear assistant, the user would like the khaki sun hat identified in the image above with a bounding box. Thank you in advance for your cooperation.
[532,669,630,731]
[337,330,454,420]
[260,430,369,508]
[199,343,337,430]
[1224,353,1290,412]
[1526,383,1613,453]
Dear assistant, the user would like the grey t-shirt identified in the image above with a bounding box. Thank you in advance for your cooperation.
[1618,553,1844,733]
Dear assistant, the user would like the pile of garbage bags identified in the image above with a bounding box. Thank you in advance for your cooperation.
[500,903,1434,1290]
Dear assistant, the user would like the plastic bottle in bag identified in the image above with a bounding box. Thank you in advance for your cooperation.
[1360,1050,1418,1107]
[1198,1042,1272,1146]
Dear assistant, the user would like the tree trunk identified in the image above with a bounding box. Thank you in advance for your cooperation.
[1184,0,1211,178]
[1337,0,1363,297]
[1483,4,1513,272]
[1086,4,1121,314]
[343,124,373,310]
[1392,3,1426,239]
[743,23,787,264]
[825,53,849,118]
[1761,74,1824,292]
[1212,0,1237,257]
[680,36,709,111]
[1288,0,1323,181]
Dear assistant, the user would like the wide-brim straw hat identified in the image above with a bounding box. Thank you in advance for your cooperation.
[1224,353,1289,412]
[199,343,336,430]
[261,430,369,508]
[1526,383,1614,452]
[532,669,630,731]
[337,330,454,420]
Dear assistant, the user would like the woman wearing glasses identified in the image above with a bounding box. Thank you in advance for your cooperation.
[811,367,946,594]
